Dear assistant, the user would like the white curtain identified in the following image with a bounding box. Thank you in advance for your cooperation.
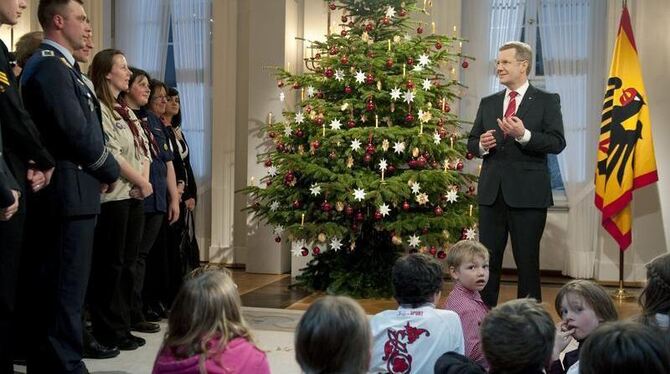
[538,0,607,278]
[170,0,212,183]
[114,0,170,79]
[488,0,527,92]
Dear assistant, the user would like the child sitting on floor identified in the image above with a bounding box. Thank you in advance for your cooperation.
[152,269,270,374]
[442,240,490,370]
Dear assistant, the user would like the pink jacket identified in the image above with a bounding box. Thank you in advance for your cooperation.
[152,337,270,374]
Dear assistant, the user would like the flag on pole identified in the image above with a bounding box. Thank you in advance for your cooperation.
[595,6,657,251]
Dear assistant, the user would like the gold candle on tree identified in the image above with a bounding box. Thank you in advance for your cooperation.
[420,123,423,135]
[322,123,326,137]
[402,63,406,78]
[388,39,391,52]
[375,114,379,128]
[301,213,305,227]
[450,136,454,148]
[381,168,385,181]
[432,22,436,34]
[444,160,448,172]
[469,204,473,217]
[250,176,256,186]
[301,87,305,102]
[267,112,273,124]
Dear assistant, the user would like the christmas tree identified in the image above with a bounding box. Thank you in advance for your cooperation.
[244,0,478,298]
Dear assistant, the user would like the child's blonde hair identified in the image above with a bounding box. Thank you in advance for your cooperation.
[446,240,490,271]
[161,269,252,373]
[554,279,618,322]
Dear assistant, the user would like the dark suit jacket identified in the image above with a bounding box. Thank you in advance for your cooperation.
[20,43,119,216]
[467,85,566,208]
[0,123,19,208]
[0,40,55,194]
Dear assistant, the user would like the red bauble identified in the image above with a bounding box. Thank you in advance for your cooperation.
[465,152,474,160]
[340,55,349,64]
[407,57,414,66]
[429,246,437,255]
[292,200,301,209]
[435,41,442,50]
[276,143,285,152]
[277,80,284,87]
[431,161,439,169]
[398,9,407,17]
[382,16,390,25]
[268,131,276,139]
[365,23,374,31]
[462,60,469,68]
[437,250,447,259]
[367,50,375,58]
[322,201,332,212]
[385,58,393,68]
[314,53,321,59]
[345,205,354,215]
[355,211,365,221]
[340,29,348,37]
[274,236,281,243]
[386,164,396,174]
[347,119,356,128]
[363,154,372,164]
[328,2,336,10]
[406,80,415,90]
[316,91,324,99]
[417,155,427,167]
[311,140,320,150]
[312,246,321,255]
[408,159,418,169]
[295,128,304,138]
[402,201,411,211]
[348,21,354,27]
[405,113,414,123]
[456,161,464,171]
[293,82,300,89]
[468,186,476,195]
[341,15,348,23]
[366,144,375,154]
[284,172,295,184]
[366,101,375,111]
[301,247,309,256]
[351,223,358,231]
[324,68,334,78]
[329,46,339,55]
[344,86,352,94]
[315,117,324,125]
[365,74,375,85]
[264,159,272,167]
[434,206,443,216]
[444,103,451,113]
[422,226,429,234]
[416,26,423,34]
[374,211,383,220]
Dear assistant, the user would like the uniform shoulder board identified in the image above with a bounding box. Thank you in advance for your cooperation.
[41,50,55,57]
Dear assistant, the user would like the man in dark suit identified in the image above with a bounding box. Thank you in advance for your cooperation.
[0,125,20,222]
[20,0,119,372]
[0,0,57,371]
[467,41,566,307]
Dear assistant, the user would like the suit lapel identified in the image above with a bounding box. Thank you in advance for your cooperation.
[515,84,536,119]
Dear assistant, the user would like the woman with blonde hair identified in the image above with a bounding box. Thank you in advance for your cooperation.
[152,270,270,374]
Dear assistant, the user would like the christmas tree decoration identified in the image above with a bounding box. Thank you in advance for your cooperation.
[243,0,477,298]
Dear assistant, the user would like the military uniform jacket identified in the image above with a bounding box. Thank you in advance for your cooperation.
[21,42,119,216]
[0,121,19,208]
[467,85,566,209]
[0,40,55,191]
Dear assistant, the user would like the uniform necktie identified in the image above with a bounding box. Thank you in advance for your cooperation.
[504,91,519,117]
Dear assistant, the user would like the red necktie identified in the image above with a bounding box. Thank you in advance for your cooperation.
[504,91,519,117]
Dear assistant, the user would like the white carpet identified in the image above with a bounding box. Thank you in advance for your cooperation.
[15,307,303,374]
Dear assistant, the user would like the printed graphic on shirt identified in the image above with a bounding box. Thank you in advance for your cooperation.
[382,322,430,374]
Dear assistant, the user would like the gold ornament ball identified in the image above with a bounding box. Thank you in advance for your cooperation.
[318,233,327,242]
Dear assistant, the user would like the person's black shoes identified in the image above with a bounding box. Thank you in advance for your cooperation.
[127,333,146,347]
[132,321,160,333]
[116,337,139,351]
[83,340,120,359]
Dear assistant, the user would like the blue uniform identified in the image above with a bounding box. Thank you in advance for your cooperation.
[20,41,119,374]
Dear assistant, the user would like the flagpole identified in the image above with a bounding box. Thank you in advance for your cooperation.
[612,250,634,301]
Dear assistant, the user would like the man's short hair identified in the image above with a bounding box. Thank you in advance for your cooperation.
[481,299,555,373]
[38,0,84,30]
[446,240,489,272]
[392,254,443,307]
[500,41,533,75]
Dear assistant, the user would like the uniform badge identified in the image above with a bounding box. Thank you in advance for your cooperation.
[0,71,9,86]
[41,50,55,57]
